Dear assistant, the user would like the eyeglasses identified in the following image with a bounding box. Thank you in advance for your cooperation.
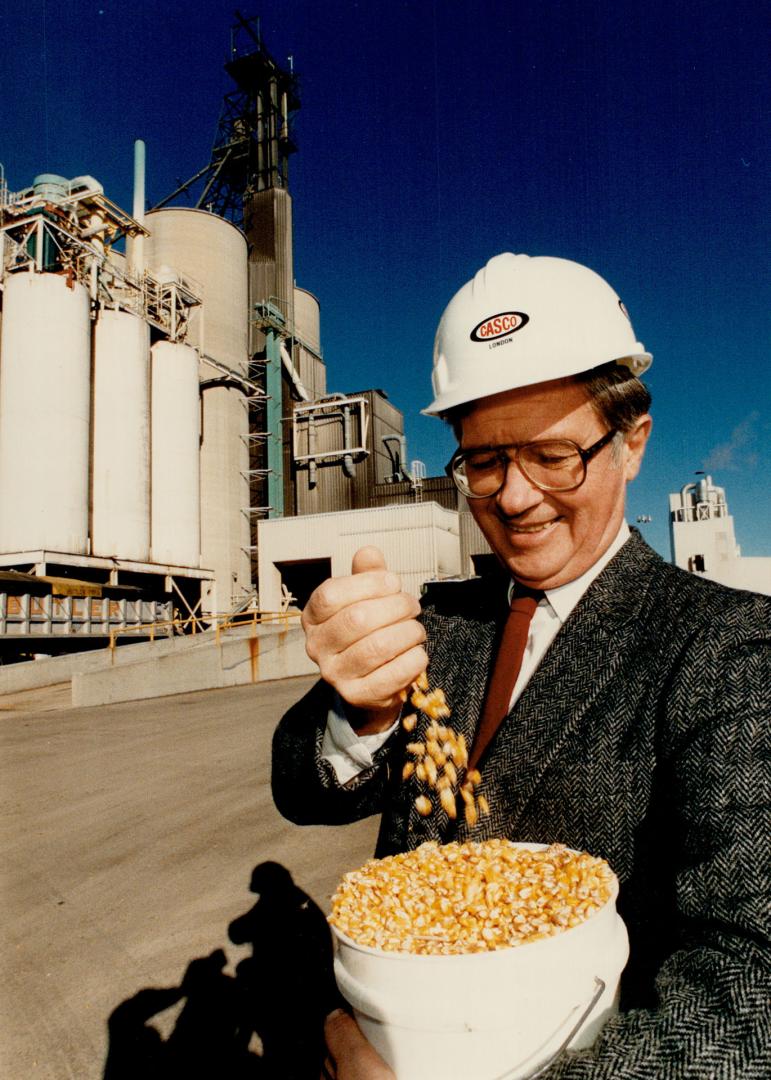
[446,429,619,498]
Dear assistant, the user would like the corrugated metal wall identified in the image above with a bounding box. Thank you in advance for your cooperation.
[258,502,461,609]
[246,188,294,334]
[371,476,458,511]
[291,389,405,516]
[459,507,492,575]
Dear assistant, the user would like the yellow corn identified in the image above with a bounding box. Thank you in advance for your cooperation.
[402,677,487,827]
[329,841,614,955]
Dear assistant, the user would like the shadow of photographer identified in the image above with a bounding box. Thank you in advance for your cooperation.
[103,861,338,1079]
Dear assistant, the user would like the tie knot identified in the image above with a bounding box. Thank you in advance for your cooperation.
[510,583,544,612]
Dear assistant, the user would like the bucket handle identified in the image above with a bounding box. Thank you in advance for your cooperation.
[493,976,606,1080]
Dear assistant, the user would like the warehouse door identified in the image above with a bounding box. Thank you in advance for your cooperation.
[274,558,331,611]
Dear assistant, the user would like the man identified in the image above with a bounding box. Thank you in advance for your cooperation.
[272,254,770,1077]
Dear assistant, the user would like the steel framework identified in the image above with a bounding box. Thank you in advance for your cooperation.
[151,14,299,225]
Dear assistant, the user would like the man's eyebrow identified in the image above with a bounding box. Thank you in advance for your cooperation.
[459,440,519,453]
[458,442,499,453]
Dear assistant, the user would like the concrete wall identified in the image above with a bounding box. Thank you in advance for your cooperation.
[71,623,317,707]
[0,634,200,695]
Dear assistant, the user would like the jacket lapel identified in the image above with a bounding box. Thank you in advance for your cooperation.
[454,532,658,840]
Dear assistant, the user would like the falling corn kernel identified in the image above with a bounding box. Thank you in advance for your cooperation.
[439,787,457,819]
[401,673,488,827]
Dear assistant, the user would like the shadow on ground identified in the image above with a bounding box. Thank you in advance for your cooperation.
[103,862,339,1079]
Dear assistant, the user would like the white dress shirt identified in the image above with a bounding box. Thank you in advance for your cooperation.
[321,522,631,783]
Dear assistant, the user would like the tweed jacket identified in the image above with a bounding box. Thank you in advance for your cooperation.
[272,531,771,1078]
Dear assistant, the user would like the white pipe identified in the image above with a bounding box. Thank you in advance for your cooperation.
[279,340,311,401]
[679,482,696,509]
[130,140,145,276]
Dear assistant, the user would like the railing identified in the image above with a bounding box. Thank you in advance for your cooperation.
[671,503,728,523]
[213,609,300,645]
[106,608,301,661]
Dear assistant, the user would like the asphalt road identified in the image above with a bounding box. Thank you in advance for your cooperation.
[1,676,379,1079]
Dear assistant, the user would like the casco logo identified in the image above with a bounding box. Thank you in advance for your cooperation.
[470,311,529,342]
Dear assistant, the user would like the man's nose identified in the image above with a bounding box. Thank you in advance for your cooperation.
[495,457,544,516]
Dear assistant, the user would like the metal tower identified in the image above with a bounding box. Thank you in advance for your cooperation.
[152,14,302,587]
[153,14,299,225]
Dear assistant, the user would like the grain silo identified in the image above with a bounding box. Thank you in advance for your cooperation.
[0,169,214,654]
[150,341,201,568]
[144,208,252,613]
[91,308,151,561]
[293,286,326,399]
[0,246,91,555]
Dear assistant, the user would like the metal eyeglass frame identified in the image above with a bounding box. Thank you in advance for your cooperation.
[445,428,619,498]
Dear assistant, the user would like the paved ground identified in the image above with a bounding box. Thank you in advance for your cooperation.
[1,676,379,1079]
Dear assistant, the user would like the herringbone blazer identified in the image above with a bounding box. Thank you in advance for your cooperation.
[272,531,771,1078]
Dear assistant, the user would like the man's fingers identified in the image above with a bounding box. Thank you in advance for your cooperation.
[305,596,423,677]
[351,545,387,575]
[339,621,427,680]
[304,570,402,626]
[324,1009,395,1079]
[339,645,428,709]
[317,593,421,652]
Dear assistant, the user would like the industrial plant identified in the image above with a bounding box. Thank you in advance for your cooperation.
[0,18,766,665]
[0,17,477,662]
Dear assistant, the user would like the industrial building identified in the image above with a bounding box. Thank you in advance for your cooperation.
[0,19,481,661]
[669,475,771,595]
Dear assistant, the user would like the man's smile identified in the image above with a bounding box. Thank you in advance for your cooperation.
[500,516,561,535]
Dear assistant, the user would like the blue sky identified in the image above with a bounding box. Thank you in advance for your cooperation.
[2,1,769,559]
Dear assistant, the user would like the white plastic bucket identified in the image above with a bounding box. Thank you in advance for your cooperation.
[332,843,629,1080]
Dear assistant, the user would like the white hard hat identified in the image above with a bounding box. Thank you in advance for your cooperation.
[424,253,652,415]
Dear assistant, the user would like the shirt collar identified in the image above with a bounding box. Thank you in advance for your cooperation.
[508,520,631,625]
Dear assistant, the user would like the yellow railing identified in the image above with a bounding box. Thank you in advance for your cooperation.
[107,608,301,661]
[213,609,301,645]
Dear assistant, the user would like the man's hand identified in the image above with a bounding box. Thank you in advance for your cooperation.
[302,546,427,733]
[321,1009,395,1079]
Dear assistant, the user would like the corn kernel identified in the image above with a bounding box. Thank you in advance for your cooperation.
[329,841,615,955]
[439,786,457,819]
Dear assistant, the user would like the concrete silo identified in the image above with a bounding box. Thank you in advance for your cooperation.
[144,208,252,613]
[91,309,151,561]
[293,286,326,400]
[0,270,91,554]
[150,341,201,568]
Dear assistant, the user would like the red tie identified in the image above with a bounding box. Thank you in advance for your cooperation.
[468,586,543,770]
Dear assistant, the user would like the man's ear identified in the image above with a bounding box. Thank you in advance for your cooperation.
[623,414,652,482]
